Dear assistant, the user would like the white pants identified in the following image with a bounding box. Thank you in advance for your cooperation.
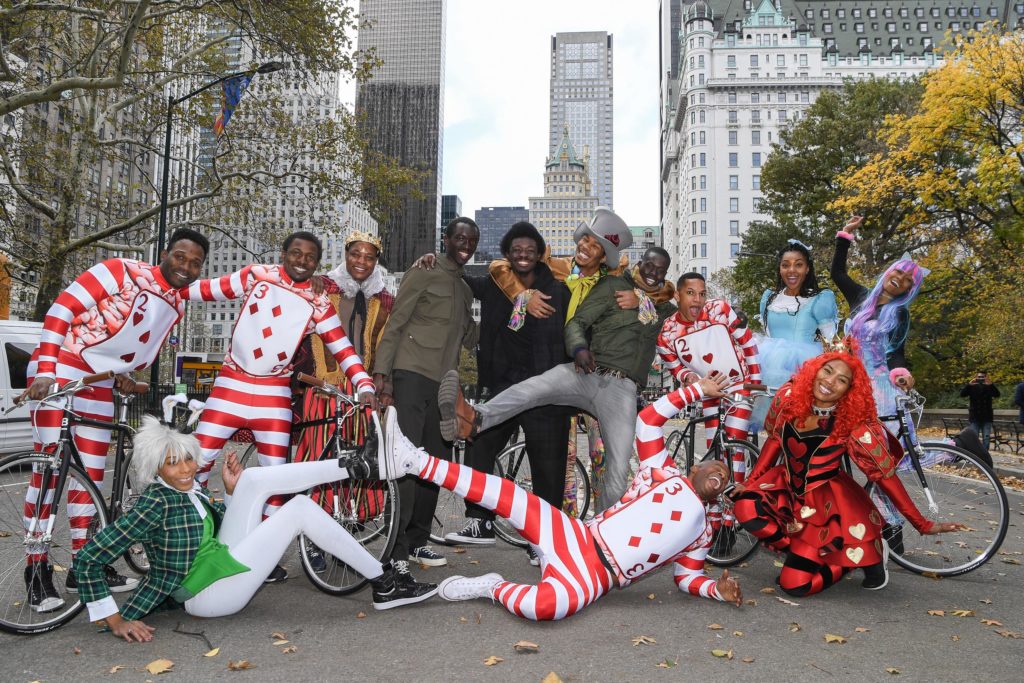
[184,460,384,618]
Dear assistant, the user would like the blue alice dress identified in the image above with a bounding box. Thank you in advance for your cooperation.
[757,289,838,387]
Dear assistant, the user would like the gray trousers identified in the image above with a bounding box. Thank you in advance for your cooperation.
[477,362,637,512]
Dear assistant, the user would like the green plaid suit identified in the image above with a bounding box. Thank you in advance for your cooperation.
[75,484,225,621]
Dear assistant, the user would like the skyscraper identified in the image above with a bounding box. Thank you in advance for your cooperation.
[529,126,599,257]
[357,0,447,271]
[474,206,529,262]
[549,31,614,210]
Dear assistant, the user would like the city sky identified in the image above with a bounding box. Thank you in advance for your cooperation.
[442,0,660,226]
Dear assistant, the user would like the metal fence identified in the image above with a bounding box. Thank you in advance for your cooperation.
[120,383,214,427]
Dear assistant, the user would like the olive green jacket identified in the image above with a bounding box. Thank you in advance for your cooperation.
[564,270,676,387]
[374,256,477,382]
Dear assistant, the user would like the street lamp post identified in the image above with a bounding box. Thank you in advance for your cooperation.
[151,61,284,387]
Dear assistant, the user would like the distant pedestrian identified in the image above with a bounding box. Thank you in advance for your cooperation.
[1013,380,1024,424]
[960,370,1000,450]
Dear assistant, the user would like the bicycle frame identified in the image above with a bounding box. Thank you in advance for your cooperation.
[879,392,938,514]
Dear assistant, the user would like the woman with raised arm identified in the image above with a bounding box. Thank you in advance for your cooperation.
[733,343,962,597]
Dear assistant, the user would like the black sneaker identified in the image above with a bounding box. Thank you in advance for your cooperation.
[883,523,905,556]
[371,562,438,610]
[862,542,890,591]
[264,565,289,584]
[526,545,540,567]
[306,544,327,573]
[65,564,138,594]
[444,519,495,545]
[409,545,447,567]
[25,563,65,613]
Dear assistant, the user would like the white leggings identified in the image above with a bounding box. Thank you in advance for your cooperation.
[184,460,384,618]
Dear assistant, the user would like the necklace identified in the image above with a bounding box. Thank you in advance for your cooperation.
[811,403,836,417]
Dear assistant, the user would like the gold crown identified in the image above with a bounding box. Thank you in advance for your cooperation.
[344,230,382,251]
[823,334,858,355]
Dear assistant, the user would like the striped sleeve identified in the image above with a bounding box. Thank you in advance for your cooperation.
[656,322,692,385]
[723,301,761,383]
[183,265,251,302]
[672,545,723,601]
[634,383,704,469]
[313,301,374,393]
[36,259,128,378]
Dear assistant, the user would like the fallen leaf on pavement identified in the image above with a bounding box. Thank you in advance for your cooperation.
[789,623,802,632]
[282,646,297,654]
[742,657,755,663]
[776,596,799,606]
[995,630,1024,639]
[74,647,81,655]
[647,593,656,600]
[951,609,975,617]
[886,667,901,675]
[951,635,961,642]
[921,571,942,580]
[733,631,744,637]
[272,639,289,646]
[356,612,367,619]
[855,627,870,633]
[707,623,724,630]
[204,648,220,658]
[738,562,750,568]
[271,631,287,640]
[468,560,480,565]
[452,547,466,554]
[109,665,125,673]
[981,619,1003,626]
[458,617,468,623]
[145,659,174,675]
[772,560,784,568]
[927,610,946,616]
[656,659,677,669]
[745,599,758,606]
[227,660,255,670]
[541,673,563,683]
[824,634,847,644]
[632,635,657,646]
[979,598,992,605]
[513,640,539,653]
[483,656,503,666]
[1000,558,1021,565]
[711,649,734,659]
[759,587,776,594]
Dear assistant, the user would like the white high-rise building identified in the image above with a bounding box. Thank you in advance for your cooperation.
[659,0,940,283]
[549,31,614,210]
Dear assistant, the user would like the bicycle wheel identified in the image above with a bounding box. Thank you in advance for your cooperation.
[116,451,149,575]
[0,453,108,635]
[492,443,593,547]
[867,442,1008,576]
[299,477,400,595]
[665,429,686,468]
[695,440,761,567]
[237,441,259,469]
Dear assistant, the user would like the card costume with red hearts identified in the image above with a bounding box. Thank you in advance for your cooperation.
[415,383,724,621]
[734,382,933,596]
[186,264,373,516]
[656,300,761,483]
[26,259,187,560]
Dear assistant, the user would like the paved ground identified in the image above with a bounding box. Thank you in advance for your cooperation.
[3,440,1024,682]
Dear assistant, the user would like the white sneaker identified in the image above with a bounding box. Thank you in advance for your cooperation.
[438,573,504,602]
[378,407,423,479]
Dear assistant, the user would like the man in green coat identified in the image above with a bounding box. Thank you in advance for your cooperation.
[440,247,675,512]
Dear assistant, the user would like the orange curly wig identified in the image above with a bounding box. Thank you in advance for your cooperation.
[773,342,878,442]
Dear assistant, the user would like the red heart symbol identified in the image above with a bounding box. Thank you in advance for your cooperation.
[702,353,714,364]
[133,311,144,325]
[135,364,147,372]
[789,459,806,473]
[786,437,808,461]
[791,476,804,489]
[120,352,136,363]
[728,368,740,377]
[681,353,693,362]
[138,331,150,344]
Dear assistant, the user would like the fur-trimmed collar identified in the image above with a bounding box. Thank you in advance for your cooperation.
[326,262,388,299]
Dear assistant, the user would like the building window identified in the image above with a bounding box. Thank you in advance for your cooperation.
[799,54,808,66]
[751,92,760,103]
[700,198,707,211]
[700,175,707,189]
[700,110,706,123]
[699,152,706,166]
[692,244,697,258]
[729,220,740,236]
[730,243,741,258]
[727,55,736,68]
[729,152,738,167]
[753,197,762,211]
[728,130,738,145]
[752,175,761,190]
[750,54,759,68]
[700,243,708,258]
[778,92,787,103]
[700,220,707,235]
[919,22,928,32]
[776,54,785,66]
[868,7,877,18]
[751,109,761,123]
[729,175,739,190]
[699,130,706,144]
[821,9,830,19]
[752,152,762,167]
[823,22,833,33]
[855,22,865,32]
[729,197,739,212]
[728,91,737,104]
[751,130,761,145]
[728,110,738,123]
[701,266,708,278]
[887,22,897,32]
[800,91,810,102]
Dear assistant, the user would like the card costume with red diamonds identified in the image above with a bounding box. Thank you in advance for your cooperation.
[657,299,761,483]
[187,264,373,516]
[25,258,191,561]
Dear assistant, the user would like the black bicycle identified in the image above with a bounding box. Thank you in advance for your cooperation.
[0,370,148,635]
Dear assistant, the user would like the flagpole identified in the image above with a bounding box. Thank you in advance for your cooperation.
[152,61,284,387]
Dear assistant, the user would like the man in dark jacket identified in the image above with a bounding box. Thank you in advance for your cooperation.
[960,370,1001,450]
[439,246,677,512]
[445,223,572,547]
[1014,380,1024,425]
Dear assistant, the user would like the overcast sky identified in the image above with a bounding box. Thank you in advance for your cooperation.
[441,0,660,226]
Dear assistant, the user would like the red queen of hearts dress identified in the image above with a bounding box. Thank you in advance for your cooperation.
[734,382,933,597]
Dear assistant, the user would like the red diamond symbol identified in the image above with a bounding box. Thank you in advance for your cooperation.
[277,351,288,361]
[272,305,282,317]
[647,553,660,564]
[650,522,663,534]
[652,493,664,503]
[262,326,273,338]
[248,302,259,315]
[253,348,264,359]
[670,510,682,522]
[627,536,641,548]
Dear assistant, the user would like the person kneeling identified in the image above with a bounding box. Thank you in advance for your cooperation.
[76,416,433,643]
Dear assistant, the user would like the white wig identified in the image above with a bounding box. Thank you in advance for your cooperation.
[132,415,203,486]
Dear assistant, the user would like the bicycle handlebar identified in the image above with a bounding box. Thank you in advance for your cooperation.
[82,370,115,385]
[297,373,358,405]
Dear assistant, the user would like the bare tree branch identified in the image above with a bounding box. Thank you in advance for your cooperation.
[0,146,58,219]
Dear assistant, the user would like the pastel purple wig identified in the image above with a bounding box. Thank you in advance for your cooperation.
[847,258,926,359]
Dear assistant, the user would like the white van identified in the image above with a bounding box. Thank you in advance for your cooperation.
[0,320,42,453]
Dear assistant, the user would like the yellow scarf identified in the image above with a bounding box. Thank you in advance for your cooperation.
[565,264,605,321]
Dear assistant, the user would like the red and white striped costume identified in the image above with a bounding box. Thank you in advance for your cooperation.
[187,264,373,516]
[657,299,761,483]
[416,383,722,621]
[26,259,186,560]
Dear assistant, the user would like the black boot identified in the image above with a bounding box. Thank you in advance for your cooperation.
[371,561,438,610]
[340,428,380,480]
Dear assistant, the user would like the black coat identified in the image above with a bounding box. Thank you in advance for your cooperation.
[465,262,571,395]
